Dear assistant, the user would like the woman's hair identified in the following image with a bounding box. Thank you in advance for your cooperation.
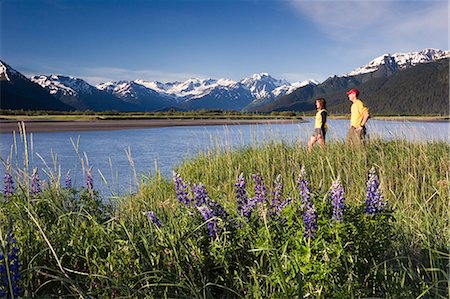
[316,98,326,109]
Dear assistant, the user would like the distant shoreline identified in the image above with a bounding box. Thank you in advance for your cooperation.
[0,118,306,133]
[0,115,448,134]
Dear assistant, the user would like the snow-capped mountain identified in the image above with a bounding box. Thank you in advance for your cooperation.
[257,48,449,113]
[97,73,309,111]
[348,48,450,76]
[31,75,93,97]
[31,75,138,112]
[135,78,240,99]
[96,80,177,110]
[241,79,319,112]
[1,60,28,82]
[0,61,73,111]
[99,78,253,110]
[272,79,319,98]
[240,73,289,99]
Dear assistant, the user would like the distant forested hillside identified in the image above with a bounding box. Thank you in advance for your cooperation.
[267,58,449,115]
[328,58,449,115]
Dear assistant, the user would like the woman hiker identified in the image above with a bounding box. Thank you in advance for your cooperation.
[308,98,328,151]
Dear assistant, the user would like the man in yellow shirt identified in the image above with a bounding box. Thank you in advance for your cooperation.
[345,88,369,145]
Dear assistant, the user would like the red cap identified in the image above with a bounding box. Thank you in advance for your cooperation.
[346,88,359,96]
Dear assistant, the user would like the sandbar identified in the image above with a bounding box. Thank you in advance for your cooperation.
[0,118,306,134]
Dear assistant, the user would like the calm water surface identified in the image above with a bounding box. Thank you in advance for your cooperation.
[0,119,448,197]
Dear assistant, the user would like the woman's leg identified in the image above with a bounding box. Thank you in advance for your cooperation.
[317,135,325,149]
[308,135,317,151]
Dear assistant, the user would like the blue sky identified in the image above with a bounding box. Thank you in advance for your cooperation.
[1,0,448,85]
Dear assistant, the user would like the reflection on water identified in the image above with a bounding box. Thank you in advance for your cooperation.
[0,119,448,196]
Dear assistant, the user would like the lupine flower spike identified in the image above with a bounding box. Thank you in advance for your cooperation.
[86,167,94,191]
[0,227,21,298]
[192,183,211,207]
[192,183,228,218]
[297,166,311,208]
[303,204,318,239]
[330,177,345,221]
[270,175,292,217]
[30,168,41,195]
[298,167,317,238]
[198,205,220,237]
[147,211,162,228]
[252,173,267,204]
[235,173,256,219]
[172,172,192,206]
[365,167,385,216]
[3,170,14,197]
[191,182,227,237]
[65,173,72,189]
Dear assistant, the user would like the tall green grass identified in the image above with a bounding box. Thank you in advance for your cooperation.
[0,133,448,298]
[173,139,448,248]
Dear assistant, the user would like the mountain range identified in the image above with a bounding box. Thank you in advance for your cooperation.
[0,61,73,111]
[0,48,448,114]
[260,48,450,114]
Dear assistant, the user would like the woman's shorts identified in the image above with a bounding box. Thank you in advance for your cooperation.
[312,128,326,139]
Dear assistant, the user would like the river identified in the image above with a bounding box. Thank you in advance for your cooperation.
[0,118,448,197]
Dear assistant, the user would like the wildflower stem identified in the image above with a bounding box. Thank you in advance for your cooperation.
[262,209,288,294]
[0,227,15,299]
[22,204,67,277]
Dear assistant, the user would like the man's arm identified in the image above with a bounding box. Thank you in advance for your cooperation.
[361,110,369,127]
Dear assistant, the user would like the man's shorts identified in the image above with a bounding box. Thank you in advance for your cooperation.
[346,126,367,145]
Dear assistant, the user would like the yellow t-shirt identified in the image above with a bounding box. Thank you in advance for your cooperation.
[314,109,328,129]
[350,99,369,127]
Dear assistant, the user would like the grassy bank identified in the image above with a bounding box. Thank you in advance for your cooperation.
[1,110,448,122]
[0,138,448,298]
[0,110,303,121]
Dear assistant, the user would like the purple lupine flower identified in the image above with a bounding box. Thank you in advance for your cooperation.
[208,199,228,219]
[297,166,311,208]
[191,182,228,237]
[252,173,267,204]
[65,173,72,189]
[270,175,292,217]
[198,205,221,237]
[235,173,248,210]
[172,172,192,206]
[192,183,211,207]
[192,183,228,218]
[235,173,256,219]
[147,211,162,228]
[330,177,345,221]
[3,170,14,197]
[303,204,318,239]
[365,167,385,216]
[30,169,41,195]
[0,230,21,298]
[86,167,93,191]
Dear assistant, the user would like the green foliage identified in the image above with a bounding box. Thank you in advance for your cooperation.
[0,109,301,119]
[268,58,449,115]
[0,139,448,297]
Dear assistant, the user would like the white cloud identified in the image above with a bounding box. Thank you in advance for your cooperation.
[289,0,448,62]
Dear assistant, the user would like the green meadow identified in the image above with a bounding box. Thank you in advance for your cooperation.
[0,133,448,298]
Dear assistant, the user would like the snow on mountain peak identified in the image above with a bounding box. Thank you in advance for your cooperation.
[31,74,94,96]
[0,60,22,81]
[240,73,291,99]
[97,73,317,107]
[348,48,450,76]
[271,79,318,98]
[0,61,10,81]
